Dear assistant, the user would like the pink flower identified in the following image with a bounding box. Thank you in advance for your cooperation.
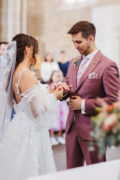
[103,114,118,132]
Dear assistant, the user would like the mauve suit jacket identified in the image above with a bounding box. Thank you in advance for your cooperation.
[64,50,120,140]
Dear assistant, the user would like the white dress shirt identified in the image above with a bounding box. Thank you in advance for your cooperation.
[78,49,99,114]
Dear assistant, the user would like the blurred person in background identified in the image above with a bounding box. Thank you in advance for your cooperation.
[48,70,68,146]
[58,50,69,77]
[0,41,8,64]
[40,52,59,83]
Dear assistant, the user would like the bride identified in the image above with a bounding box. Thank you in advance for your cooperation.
[0,33,64,180]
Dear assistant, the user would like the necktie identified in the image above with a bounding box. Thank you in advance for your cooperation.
[77,57,89,87]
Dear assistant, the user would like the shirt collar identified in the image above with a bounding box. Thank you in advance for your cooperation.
[85,49,99,61]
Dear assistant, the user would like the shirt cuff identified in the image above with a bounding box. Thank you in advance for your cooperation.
[81,99,86,114]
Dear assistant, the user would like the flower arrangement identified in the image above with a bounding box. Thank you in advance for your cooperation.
[73,59,79,69]
[90,99,120,157]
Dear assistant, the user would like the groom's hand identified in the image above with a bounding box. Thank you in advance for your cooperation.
[69,96,82,111]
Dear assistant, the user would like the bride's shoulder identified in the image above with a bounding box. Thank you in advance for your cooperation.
[14,68,33,82]
[20,68,35,80]
[13,68,38,94]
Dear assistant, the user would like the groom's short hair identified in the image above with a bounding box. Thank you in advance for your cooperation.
[68,21,96,39]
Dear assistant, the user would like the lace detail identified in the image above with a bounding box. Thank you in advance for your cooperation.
[0,82,57,180]
[0,42,16,141]
[20,83,58,129]
[0,42,16,90]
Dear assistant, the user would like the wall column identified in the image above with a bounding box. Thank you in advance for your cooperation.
[0,0,27,41]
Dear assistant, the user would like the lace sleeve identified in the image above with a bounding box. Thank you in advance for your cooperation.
[22,84,59,129]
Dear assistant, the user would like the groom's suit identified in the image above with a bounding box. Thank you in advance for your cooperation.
[64,50,120,168]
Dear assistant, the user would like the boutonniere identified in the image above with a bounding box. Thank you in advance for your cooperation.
[73,59,79,69]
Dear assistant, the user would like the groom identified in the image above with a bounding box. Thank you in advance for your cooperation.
[61,21,120,169]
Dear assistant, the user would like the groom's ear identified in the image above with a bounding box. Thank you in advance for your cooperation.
[89,35,94,41]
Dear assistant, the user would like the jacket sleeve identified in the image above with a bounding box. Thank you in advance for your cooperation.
[85,62,120,115]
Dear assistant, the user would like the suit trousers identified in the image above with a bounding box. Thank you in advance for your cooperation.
[65,122,106,169]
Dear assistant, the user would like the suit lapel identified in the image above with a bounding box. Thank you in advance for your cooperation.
[72,56,82,89]
[75,50,102,92]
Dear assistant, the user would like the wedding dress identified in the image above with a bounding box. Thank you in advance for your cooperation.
[0,67,58,180]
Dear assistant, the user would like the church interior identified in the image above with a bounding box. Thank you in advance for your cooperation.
[0,0,120,179]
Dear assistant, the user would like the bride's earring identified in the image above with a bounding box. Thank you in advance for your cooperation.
[31,58,36,65]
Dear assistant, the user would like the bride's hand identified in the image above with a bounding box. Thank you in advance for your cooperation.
[54,83,72,94]
[51,87,63,100]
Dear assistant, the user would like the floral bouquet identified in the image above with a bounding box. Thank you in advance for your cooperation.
[90,98,120,157]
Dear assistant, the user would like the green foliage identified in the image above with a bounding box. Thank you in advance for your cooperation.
[90,101,120,156]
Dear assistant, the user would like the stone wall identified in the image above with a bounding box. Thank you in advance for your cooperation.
[0,0,27,41]
[27,0,44,56]
[42,0,120,60]
[0,0,120,65]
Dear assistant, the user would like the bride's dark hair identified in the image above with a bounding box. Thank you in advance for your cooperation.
[12,33,38,68]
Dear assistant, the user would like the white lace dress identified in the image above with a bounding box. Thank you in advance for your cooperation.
[0,71,58,180]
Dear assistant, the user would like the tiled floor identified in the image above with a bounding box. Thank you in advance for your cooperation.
[53,144,66,171]
[53,145,120,171]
